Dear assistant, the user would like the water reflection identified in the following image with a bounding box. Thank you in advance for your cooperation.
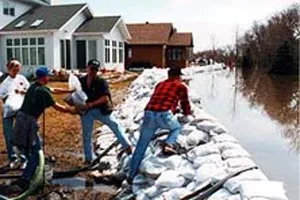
[237,68,299,153]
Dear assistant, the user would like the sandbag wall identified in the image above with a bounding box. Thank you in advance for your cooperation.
[94,65,288,200]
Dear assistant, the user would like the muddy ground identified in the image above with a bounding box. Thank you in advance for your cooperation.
[0,72,138,200]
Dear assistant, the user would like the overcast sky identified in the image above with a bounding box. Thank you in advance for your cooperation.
[53,0,297,51]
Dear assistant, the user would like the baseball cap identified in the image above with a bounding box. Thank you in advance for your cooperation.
[168,67,183,76]
[35,66,52,79]
[87,59,101,71]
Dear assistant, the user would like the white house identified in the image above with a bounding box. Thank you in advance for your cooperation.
[0,0,50,29]
[0,1,131,74]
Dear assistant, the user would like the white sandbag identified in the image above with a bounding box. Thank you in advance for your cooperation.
[68,73,81,91]
[71,90,88,106]
[150,155,183,170]
[178,161,195,180]
[238,180,288,200]
[143,185,162,198]
[186,181,197,191]
[207,188,232,200]
[226,157,256,169]
[222,148,251,159]
[213,123,228,134]
[216,142,244,152]
[224,169,268,193]
[139,161,166,178]
[161,188,190,200]
[196,120,218,132]
[134,112,144,123]
[136,192,150,200]
[193,153,224,168]
[194,163,227,183]
[186,129,209,146]
[66,74,88,110]
[3,94,24,117]
[227,194,243,200]
[133,174,151,185]
[181,126,196,136]
[212,134,239,143]
[188,142,220,160]
[155,170,185,188]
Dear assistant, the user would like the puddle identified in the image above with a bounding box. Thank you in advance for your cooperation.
[51,177,117,194]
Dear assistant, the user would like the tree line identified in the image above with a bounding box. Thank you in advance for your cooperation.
[194,3,299,75]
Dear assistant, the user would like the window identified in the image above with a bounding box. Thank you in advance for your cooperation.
[6,37,45,66]
[88,40,97,60]
[30,47,37,65]
[168,48,183,60]
[38,38,45,45]
[60,40,71,69]
[112,41,117,63]
[3,3,14,16]
[119,42,124,63]
[15,21,26,28]
[105,39,110,63]
[31,19,44,27]
[128,48,132,58]
[22,48,29,65]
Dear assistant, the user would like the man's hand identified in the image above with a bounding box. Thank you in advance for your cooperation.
[67,107,78,115]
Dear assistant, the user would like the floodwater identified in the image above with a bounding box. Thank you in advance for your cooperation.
[190,67,299,200]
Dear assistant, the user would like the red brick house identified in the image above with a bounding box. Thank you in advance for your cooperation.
[125,22,193,68]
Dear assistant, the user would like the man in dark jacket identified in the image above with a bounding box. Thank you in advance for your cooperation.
[79,59,132,164]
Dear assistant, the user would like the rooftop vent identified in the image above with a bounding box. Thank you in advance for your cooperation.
[30,19,44,27]
[15,20,26,28]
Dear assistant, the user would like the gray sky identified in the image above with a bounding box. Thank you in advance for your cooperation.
[53,0,297,51]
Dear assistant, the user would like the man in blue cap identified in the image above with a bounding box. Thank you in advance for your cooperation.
[0,66,76,197]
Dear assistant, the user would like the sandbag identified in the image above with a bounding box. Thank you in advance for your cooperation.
[3,94,24,118]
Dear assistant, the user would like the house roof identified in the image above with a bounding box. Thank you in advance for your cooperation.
[1,4,87,32]
[168,32,193,47]
[127,23,173,45]
[75,16,121,33]
[16,0,51,6]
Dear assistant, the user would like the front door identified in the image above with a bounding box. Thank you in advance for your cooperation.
[76,40,86,69]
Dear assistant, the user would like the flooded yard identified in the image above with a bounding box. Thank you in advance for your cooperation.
[190,67,299,200]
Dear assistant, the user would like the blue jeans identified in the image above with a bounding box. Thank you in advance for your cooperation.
[22,136,41,181]
[2,117,16,161]
[129,110,181,179]
[80,108,131,162]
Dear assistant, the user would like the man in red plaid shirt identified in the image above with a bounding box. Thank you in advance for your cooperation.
[128,67,192,183]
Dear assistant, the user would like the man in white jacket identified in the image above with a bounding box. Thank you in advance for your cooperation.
[0,59,29,169]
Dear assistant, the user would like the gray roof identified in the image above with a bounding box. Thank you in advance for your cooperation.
[75,16,121,33]
[1,4,86,32]
[16,0,51,6]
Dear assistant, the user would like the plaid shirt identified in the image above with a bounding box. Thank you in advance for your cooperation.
[145,78,191,115]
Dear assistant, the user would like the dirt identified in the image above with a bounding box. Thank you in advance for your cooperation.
[0,72,137,199]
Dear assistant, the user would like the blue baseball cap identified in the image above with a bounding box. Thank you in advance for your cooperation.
[35,66,52,79]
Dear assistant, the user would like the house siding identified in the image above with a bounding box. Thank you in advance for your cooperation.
[53,12,87,70]
[103,24,126,72]
[166,46,189,68]
[0,32,53,72]
[74,35,103,69]
[125,45,165,68]
[0,0,32,29]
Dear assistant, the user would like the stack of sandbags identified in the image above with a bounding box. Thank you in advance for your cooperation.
[93,65,288,200]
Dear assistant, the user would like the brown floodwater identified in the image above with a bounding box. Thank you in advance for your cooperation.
[190,67,299,200]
